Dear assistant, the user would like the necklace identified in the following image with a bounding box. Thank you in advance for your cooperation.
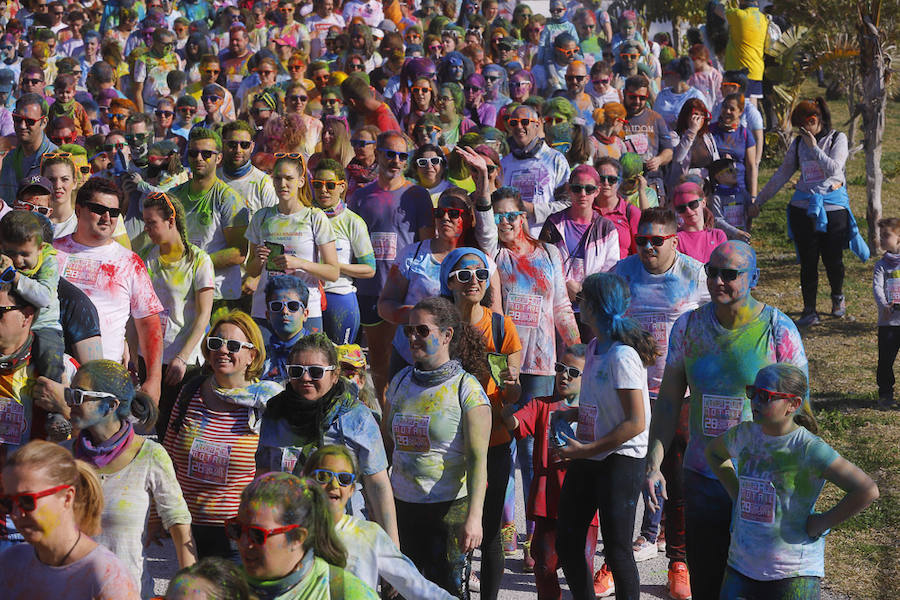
[48,530,81,567]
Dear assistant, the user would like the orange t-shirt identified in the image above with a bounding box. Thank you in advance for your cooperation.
[473,309,522,446]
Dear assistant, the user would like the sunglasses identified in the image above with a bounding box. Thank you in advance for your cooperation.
[207,336,254,352]
[429,45,442,52]
[507,117,535,128]
[226,140,253,150]
[178,107,197,114]
[22,78,43,85]
[250,107,271,116]
[83,201,121,218]
[286,364,336,380]
[403,324,437,338]
[433,206,464,220]
[565,75,586,82]
[449,267,489,283]
[288,64,304,71]
[494,210,524,224]
[310,468,356,487]
[625,92,648,100]
[745,385,800,404]
[416,156,444,168]
[274,152,304,163]
[570,183,598,195]
[268,300,304,312]
[42,151,72,161]
[289,94,309,103]
[635,233,676,247]
[202,95,223,103]
[155,110,174,118]
[704,264,749,282]
[0,484,71,514]
[675,199,702,213]
[555,362,583,378]
[351,139,376,147]
[187,149,219,160]
[560,48,577,57]
[597,175,619,185]
[108,113,128,121]
[322,98,340,106]
[50,134,77,144]
[125,133,148,144]
[64,387,118,406]
[378,148,409,161]
[484,75,499,83]
[620,53,639,60]
[509,81,531,89]
[12,113,42,127]
[312,179,345,190]
[103,142,126,152]
[592,78,610,86]
[544,115,565,125]
[224,517,300,546]
[348,63,365,71]
[16,200,52,215]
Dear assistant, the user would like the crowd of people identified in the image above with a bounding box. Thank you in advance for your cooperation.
[0,0,886,599]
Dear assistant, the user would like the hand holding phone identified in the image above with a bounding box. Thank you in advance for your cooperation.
[265,241,285,272]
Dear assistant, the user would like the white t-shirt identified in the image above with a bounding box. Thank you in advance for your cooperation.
[246,204,336,319]
[217,166,279,218]
[576,340,650,461]
[305,13,346,57]
[141,244,215,365]
[54,236,163,363]
[326,207,374,295]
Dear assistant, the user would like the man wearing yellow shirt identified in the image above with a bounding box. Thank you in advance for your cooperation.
[724,0,768,107]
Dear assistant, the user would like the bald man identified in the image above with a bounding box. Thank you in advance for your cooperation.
[644,240,808,600]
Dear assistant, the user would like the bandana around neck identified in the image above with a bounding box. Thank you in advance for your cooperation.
[74,421,134,468]
[411,358,463,387]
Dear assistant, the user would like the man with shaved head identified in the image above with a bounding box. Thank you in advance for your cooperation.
[644,240,808,599]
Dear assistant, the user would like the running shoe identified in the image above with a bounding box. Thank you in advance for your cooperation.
[468,572,480,592]
[593,563,615,598]
[796,310,820,327]
[501,522,517,556]
[667,561,692,600]
[657,528,667,553]
[831,294,846,317]
[633,535,658,562]
[522,539,535,573]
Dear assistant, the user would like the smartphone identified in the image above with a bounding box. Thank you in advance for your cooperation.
[265,241,284,272]
[487,352,508,388]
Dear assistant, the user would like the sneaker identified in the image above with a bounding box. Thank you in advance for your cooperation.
[522,540,535,573]
[468,572,480,592]
[831,295,846,317]
[632,535,658,562]
[795,310,820,327]
[501,523,517,556]
[593,563,615,598]
[657,534,667,553]
[878,393,897,409]
[667,561,692,600]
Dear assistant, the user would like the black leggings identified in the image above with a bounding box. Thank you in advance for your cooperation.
[788,205,849,311]
[556,455,645,600]
[480,443,512,600]
[877,326,900,397]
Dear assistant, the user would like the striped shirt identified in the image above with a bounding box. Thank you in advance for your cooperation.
[163,392,260,526]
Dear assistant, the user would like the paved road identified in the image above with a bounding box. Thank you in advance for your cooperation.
[149,467,849,599]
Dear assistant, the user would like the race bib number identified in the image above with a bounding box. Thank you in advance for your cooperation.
[701,394,744,437]
[626,133,649,156]
[739,476,776,524]
[887,276,900,304]
[635,313,668,348]
[0,398,25,446]
[371,232,398,261]
[576,403,597,443]
[509,170,540,203]
[801,160,826,184]
[393,414,431,453]
[281,448,299,474]
[724,203,746,229]
[187,439,231,484]
[62,256,103,286]
[506,293,542,329]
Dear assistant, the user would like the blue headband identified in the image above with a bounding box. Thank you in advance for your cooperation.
[439,247,491,297]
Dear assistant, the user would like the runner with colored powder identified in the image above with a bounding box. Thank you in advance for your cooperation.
[645,240,808,599]
[165,557,252,600]
[707,363,878,599]
[385,297,491,598]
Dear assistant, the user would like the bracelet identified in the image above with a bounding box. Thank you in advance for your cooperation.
[173,356,186,365]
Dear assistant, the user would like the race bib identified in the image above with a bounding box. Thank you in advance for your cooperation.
[701,394,744,437]
[576,403,597,443]
[393,414,431,453]
[371,232,398,261]
[724,203,746,229]
[800,160,826,184]
[187,439,231,484]
[506,293,542,329]
[739,476,776,524]
[626,133,649,156]
[62,256,103,286]
[510,169,540,203]
[887,276,900,304]
[0,398,25,446]
[635,313,668,348]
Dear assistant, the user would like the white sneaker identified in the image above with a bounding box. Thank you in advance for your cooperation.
[633,536,659,562]
[468,572,480,592]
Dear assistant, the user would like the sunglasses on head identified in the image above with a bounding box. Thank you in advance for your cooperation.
[450,267,489,283]
[224,517,300,546]
[555,362,583,378]
[312,179,344,190]
[379,148,409,161]
[704,264,749,282]
[494,210,524,224]
[0,484,71,515]
[16,200,52,215]
[635,233,676,247]
[268,300,304,313]
[675,198,701,213]
[274,152,304,163]
[83,201,121,218]
[206,336,254,353]
[12,113,42,127]
[226,140,252,150]
[416,156,443,168]
[570,183,598,195]
[351,139,376,147]
[64,387,118,406]
[745,385,800,404]
[507,117,535,128]
[311,468,356,487]
[287,364,336,380]
[187,149,218,160]
[433,206,464,220]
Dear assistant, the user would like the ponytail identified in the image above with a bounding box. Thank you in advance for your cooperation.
[581,272,660,366]
[73,459,104,536]
[74,360,157,430]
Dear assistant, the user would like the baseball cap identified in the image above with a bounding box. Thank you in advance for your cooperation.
[17,175,53,197]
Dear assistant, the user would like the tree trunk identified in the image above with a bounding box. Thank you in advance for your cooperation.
[859,7,886,252]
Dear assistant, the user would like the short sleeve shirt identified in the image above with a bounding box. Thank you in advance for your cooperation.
[623,108,674,180]
[325,207,374,295]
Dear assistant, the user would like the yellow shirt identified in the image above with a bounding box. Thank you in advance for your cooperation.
[724,6,768,80]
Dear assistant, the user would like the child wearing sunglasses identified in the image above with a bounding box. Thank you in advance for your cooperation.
[672,180,727,263]
[302,445,453,599]
[707,157,753,242]
[706,363,878,600]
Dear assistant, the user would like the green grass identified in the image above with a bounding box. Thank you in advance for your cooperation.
[750,81,900,599]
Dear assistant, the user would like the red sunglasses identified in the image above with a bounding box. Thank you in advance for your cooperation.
[0,484,71,514]
[224,517,301,545]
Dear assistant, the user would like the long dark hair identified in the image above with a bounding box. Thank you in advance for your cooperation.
[413,296,487,380]
[143,192,194,262]
[581,272,659,366]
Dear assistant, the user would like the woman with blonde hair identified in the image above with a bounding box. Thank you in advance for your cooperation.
[0,440,140,598]
[591,102,628,160]
[309,115,354,172]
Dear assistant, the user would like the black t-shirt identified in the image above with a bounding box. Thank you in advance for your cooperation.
[58,277,102,355]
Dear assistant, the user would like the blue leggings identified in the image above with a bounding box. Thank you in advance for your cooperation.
[323,292,361,344]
